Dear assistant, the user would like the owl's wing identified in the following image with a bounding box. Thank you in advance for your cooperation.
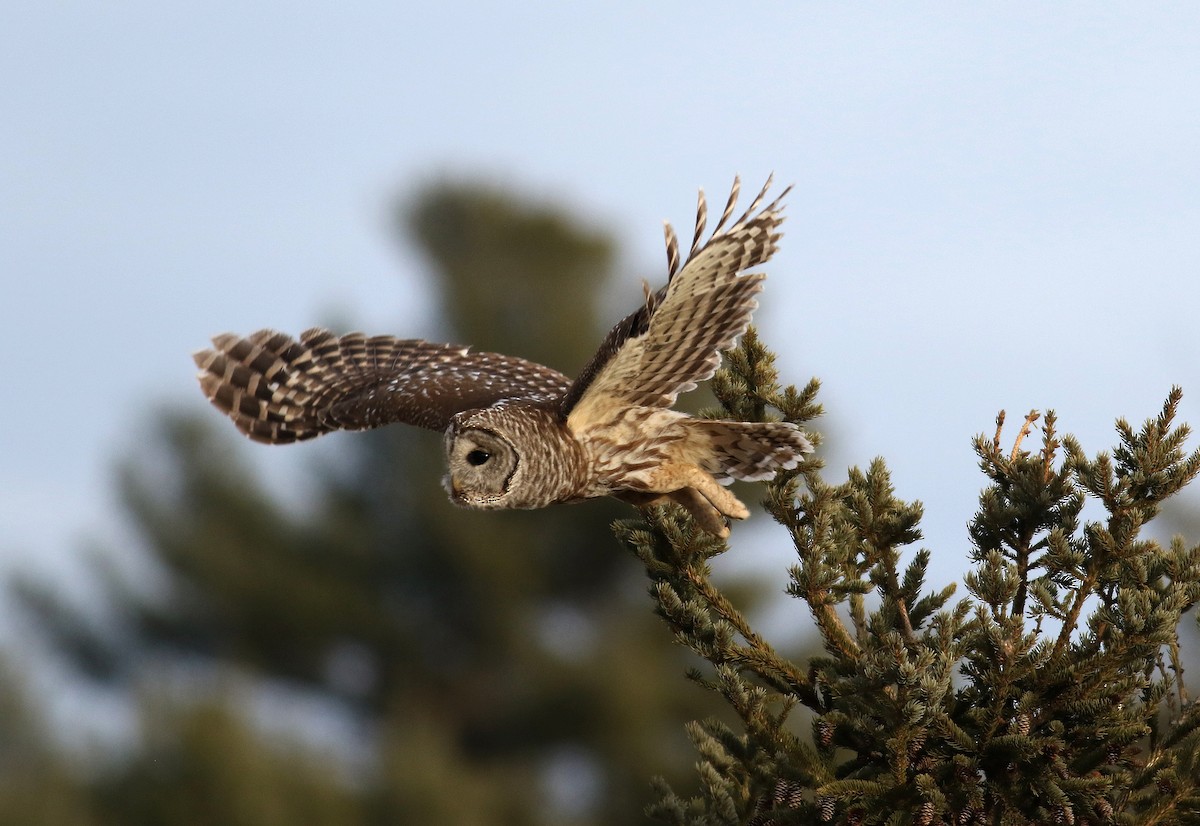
[563,176,789,429]
[195,328,571,443]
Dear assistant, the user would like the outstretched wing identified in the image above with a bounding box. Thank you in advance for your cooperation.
[195,327,571,443]
[563,176,789,429]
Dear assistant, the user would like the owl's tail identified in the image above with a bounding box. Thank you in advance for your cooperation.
[691,420,813,484]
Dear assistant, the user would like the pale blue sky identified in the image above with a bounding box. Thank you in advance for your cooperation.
[2,4,1199,619]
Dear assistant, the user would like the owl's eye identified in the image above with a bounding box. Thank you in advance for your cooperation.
[466,449,491,466]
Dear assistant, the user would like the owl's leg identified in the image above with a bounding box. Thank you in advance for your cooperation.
[616,487,731,536]
[614,490,670,508]
[665,487,730,537]
[636,464,749,538]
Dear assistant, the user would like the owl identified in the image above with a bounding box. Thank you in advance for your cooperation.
[194,177,812,537]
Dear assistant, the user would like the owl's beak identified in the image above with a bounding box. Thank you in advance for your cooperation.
[448,477,462,499]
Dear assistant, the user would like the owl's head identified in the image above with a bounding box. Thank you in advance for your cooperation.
[444,424,521,509]
[444,404,580,511]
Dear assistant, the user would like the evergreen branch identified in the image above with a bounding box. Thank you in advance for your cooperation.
[624,333,1200,825]
[679,557,818,704]
[1049,566,1099,664]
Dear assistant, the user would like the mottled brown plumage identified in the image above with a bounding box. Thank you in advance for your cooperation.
[194,329,569,442]
[195,177,811,536]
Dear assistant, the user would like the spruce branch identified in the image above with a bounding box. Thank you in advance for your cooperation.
[620,333,1200,825]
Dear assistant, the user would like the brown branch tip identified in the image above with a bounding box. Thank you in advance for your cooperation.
[1009,410,1041,462]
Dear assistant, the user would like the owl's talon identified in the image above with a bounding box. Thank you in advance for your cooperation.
[662,482,744,537]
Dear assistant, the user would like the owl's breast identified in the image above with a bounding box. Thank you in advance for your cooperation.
[574,407,691,496]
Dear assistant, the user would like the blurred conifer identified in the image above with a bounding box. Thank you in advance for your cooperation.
[8,180,738,825]
[0,662,96,825]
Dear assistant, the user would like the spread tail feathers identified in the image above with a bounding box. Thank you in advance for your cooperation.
[693,420,813,484]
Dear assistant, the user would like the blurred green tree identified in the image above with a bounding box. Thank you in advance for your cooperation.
[9,180,741,825]
[0,661,97,826]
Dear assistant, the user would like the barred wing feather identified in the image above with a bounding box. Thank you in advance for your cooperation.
[564,177,789,430]
[195,327,572,443]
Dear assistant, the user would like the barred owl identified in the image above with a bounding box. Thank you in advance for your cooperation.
[194,177,811,537]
